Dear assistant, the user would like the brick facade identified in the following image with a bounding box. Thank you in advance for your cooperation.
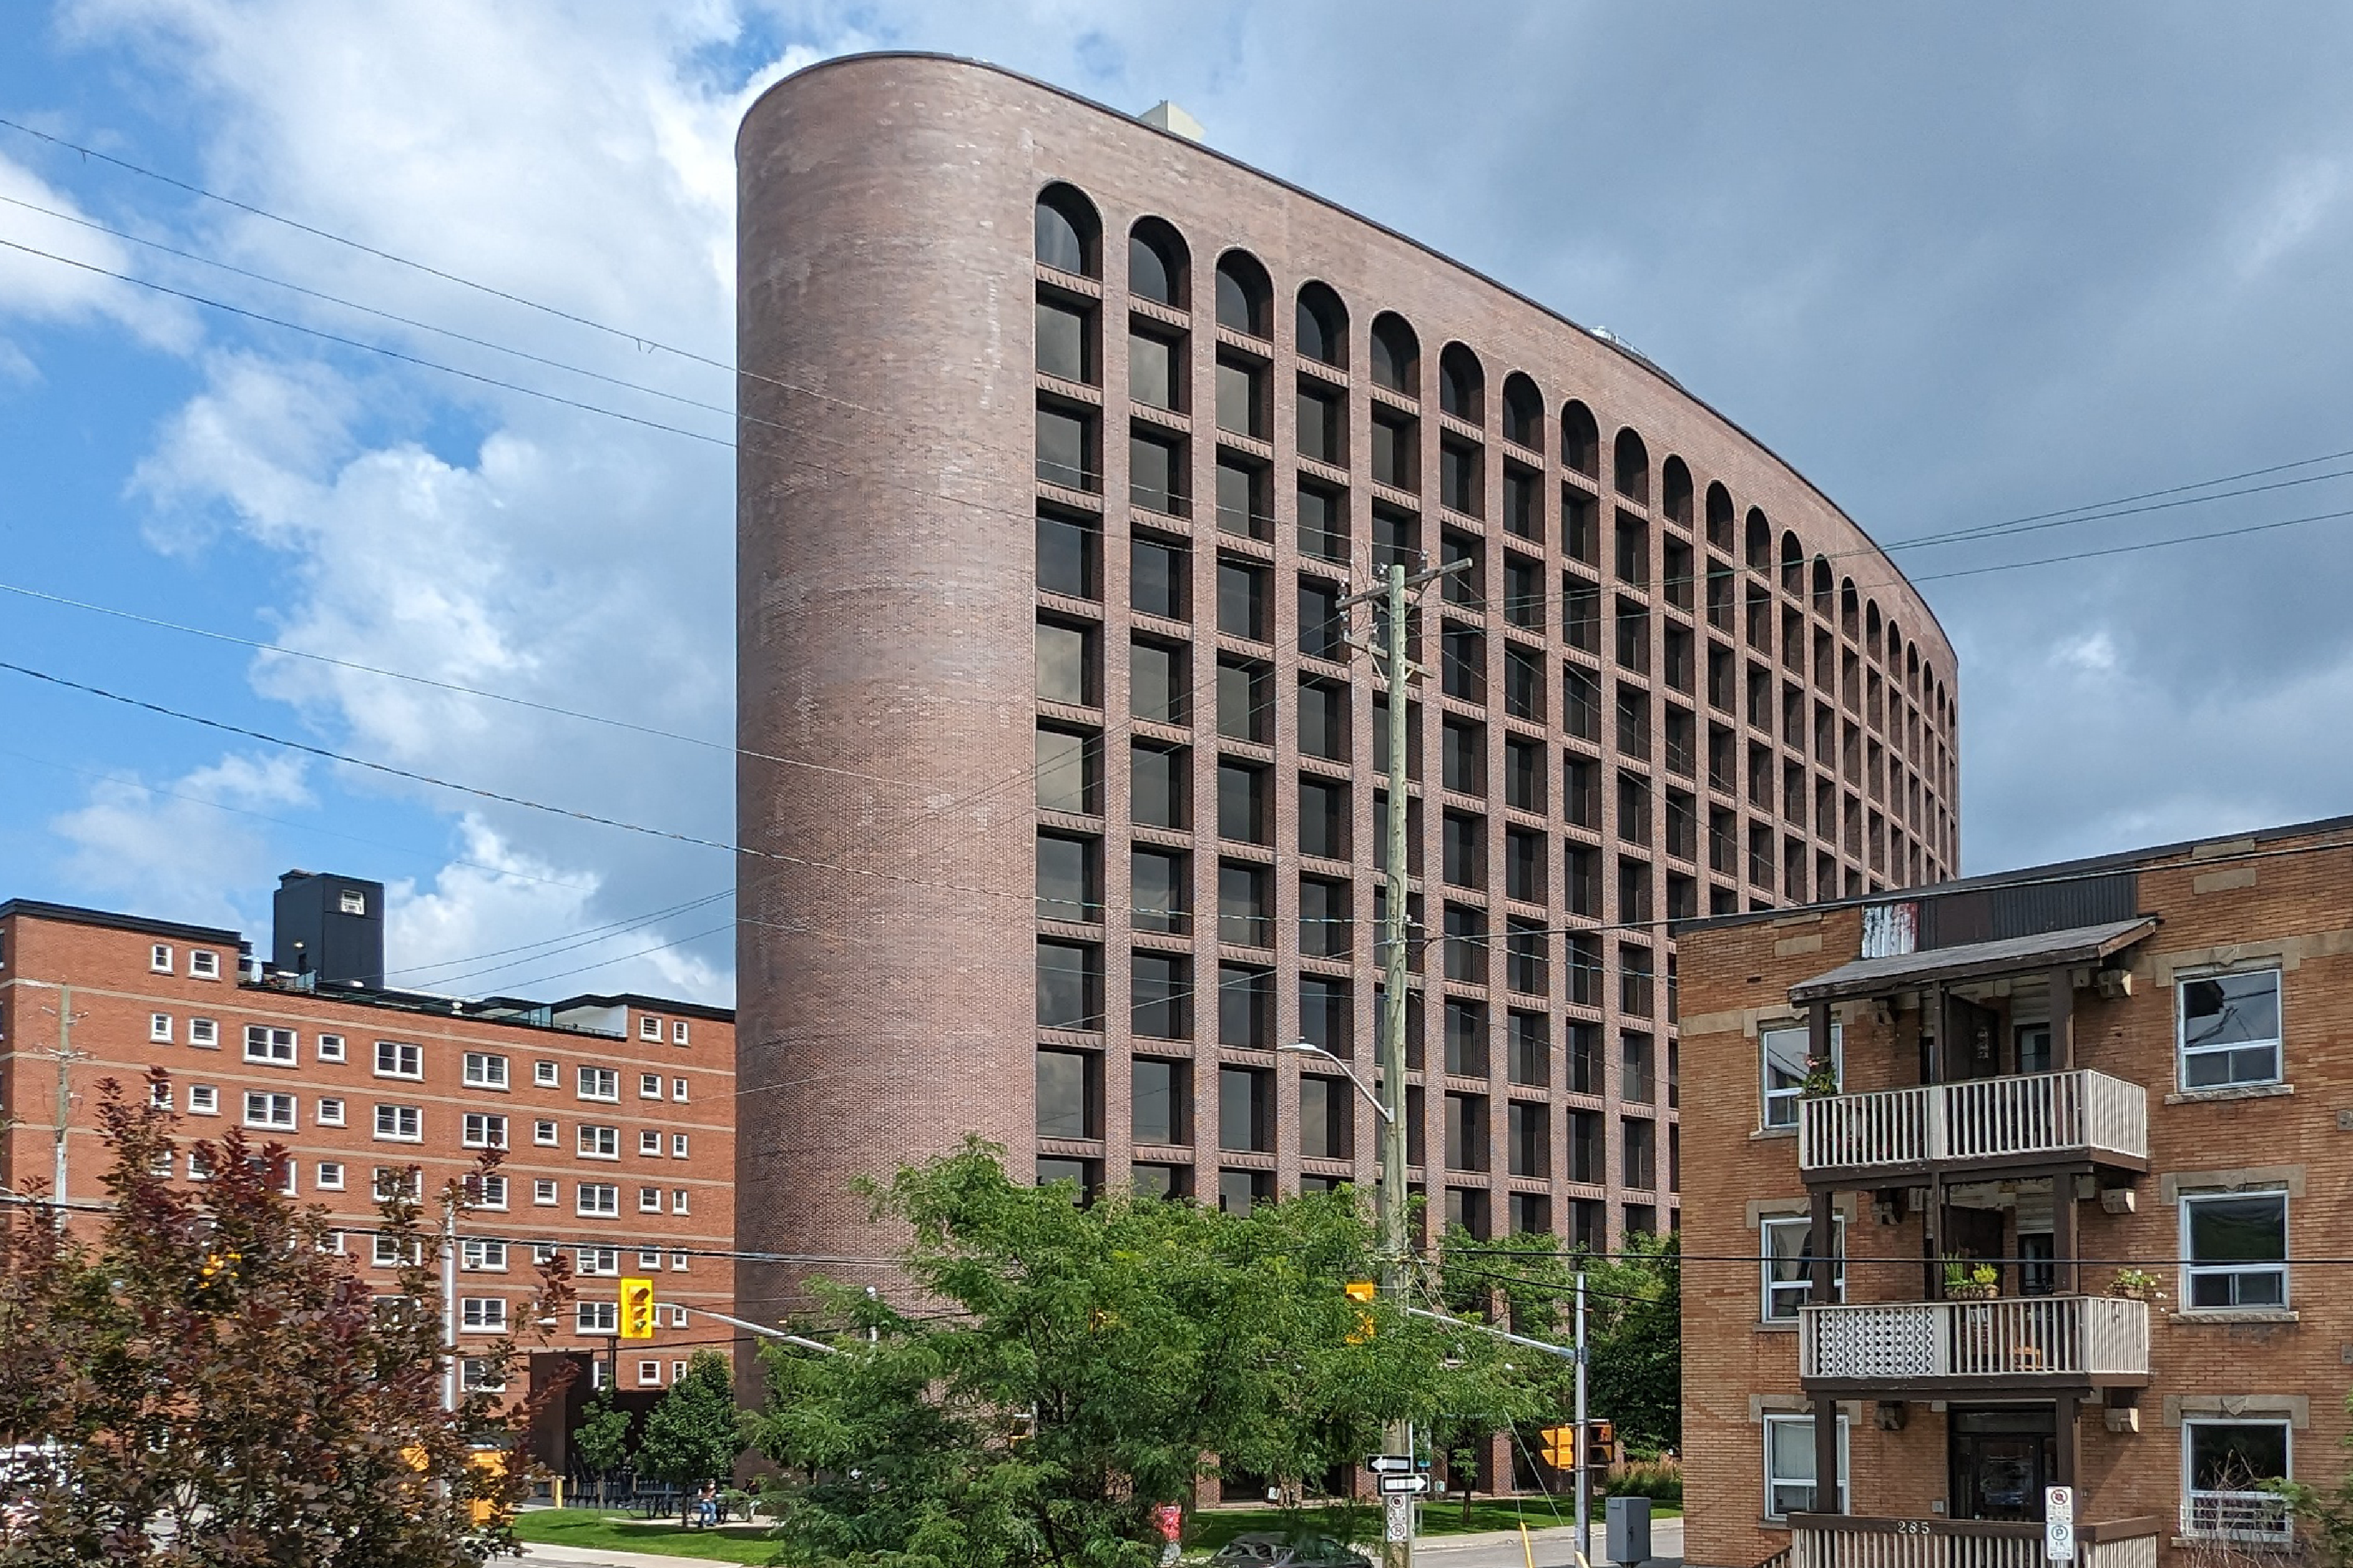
[1678,817,2353,1568]
[735,53,1960,1322]
[0,898,735,1397]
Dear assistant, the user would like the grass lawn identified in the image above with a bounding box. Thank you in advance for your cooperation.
[509,1508,777,1564]
[1188,1496,1680,1551]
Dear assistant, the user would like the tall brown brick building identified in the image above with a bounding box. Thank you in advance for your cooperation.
[0,884,735,1398]
[735,53,1960,1314]
[1677,815,2353,1568]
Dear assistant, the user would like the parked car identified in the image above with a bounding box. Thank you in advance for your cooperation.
[1210,1532,1374,1568]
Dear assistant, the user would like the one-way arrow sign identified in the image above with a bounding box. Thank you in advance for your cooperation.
[1377,1474,1429,1496]
[1365,1455,1415,1474]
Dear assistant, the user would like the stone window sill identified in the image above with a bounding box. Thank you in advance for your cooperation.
[2169,1309,2299,1325]
[2165,1082,2292,1106]
[1754,1319,1799,1334]
[1752,1125,1798,1142]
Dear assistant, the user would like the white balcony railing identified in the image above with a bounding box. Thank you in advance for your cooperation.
[1799,1069,2148,1175]
[1800,1295,2150,1383]
[1793,1517,2160,1568]
[2182,1492,2294,1544]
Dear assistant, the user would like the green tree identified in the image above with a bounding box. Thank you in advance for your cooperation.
[0,1070,571,1564]
[571,1388,635,1507]
[749,1143,1538,1568]
[636,1350,746,1516]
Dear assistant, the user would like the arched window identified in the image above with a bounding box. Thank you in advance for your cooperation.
[1613,429,1649,502]
[1840,581,1860,638]
[1661,457,1693,527]
[1128,218,1188,307]
[1501,373,1543,449]
[1296,282,1347,368]
[1781,534,1805,595]
[1215,250,1272,337]
[1370,312,1420,395]
[1563,400,1599,476]
[1865,601,1882,652]
[1705,483,1735,551]
[1807,554,1830,607]
[1035,183,1099,277]
[1438,343,1484,423]
[1744,508,1771,570]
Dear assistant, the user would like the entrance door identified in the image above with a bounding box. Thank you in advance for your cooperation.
[1949,1406,2055,1522]
[1945,998,2003,1081]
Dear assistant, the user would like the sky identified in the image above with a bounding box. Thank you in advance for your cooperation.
[4,2,2353,1006]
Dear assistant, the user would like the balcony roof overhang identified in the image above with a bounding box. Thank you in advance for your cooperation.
[1789,917,2158,1005]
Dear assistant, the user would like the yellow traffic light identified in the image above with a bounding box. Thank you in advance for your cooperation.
[619,1277,657,1340]
[1539,1424,1577,1468]
[1344,1280,1377,1343]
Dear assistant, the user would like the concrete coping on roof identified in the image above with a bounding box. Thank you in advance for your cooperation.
[1788,917,2159,1005]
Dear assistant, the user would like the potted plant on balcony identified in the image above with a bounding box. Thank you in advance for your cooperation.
[2108,1267,2164,1302]
[1943,1261,2000,1300]
[1799,1056,1840,1098]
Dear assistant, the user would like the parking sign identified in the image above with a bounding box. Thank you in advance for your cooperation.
[2045,1486,2075,1561]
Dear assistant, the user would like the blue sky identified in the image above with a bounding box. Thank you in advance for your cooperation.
[7,1,2353,1005]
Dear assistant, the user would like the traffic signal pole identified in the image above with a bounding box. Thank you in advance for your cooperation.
[1576,1271,1589,1566]
[1376,559,1414,1568]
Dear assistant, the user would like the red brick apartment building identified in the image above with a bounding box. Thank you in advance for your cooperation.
[1677,815,2353,1568]
[0,872,734,1399]
[735,53,1960,1317]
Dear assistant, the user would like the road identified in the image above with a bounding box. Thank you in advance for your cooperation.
[517,1514,1685,1568]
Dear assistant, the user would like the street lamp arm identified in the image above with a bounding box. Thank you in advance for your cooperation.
[681,1306,845,1354]
[1277,1042,1394,1123]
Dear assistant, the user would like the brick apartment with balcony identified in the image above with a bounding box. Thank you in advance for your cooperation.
[0,871,734,1400]
[1677,815,2353,1568]
[735,53,1961,1317]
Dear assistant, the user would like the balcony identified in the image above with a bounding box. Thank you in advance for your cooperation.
[1800,1295,2150,1395]
[1798,1069,2147,1183]
[1792,1515,2161,1568]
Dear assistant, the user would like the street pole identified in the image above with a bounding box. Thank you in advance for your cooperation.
[441,1206,459,1411]
[52,984,74,1205]
[1375,559,1414,1568]
[1575,1271,1590,1566]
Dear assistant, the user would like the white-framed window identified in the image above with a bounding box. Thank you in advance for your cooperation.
[371,1234,415,1268]
[638,1359,663,1385]
[1763,1412,1848,1520]
[669,1252,688,1273]
[149,1013,174,1043]
[534,1119,559,1146]
[374,1167,423,1200]
[471,1173,510,1210]
[374,1040,424,1081]
[532,1243,557,1266]
[640,1073,663,1100]
[671,1189,690,1215]
[317,1161,345,1191]
[1762,1214,1846,1321]
[244,1025,297,1067]
[2182,1420,2293,1541]
[671,1356,687,1379]
[672,1021,690,1046]
[279,1161,300,1196]
[339,888,368,915]
[462,1113,508,1150]
[638,1130,663,1157]
[533,1060,558,1087]
[577,1066,619,1103]
[460,1297,509,1333]
[317,1034,347,1063]
[577,1301,618,1334]
[640,1015,663,1041]
[188,1149,215,1181]
[189,950,221,979]
[578,1125,618,1160]
[577,1246,619,1277]
[149,1081,174,1109]
[2182,1189,2289,1309]
[671,1134,689,1159]
[638,1248,664,1270]
[672,1078,688,1103]
[243,1091,297,1131]
[188,1084,219,1115]
[463,1053,510,1089]
[638,1186,663,1214]
[463,1239,510,1272]
[668,1309,688,1331]
[2178,969,2283,1089]
[150,942,174,974]
[188,1017,219,1048]
[532,1179,558,1206]
[461,1358,506,1393]
[1762,1022,1840,1129]
[374,1104,422,1142]
[588,1361,610,1391]
[318,1097,346,1127]
[577,1183,618,1217]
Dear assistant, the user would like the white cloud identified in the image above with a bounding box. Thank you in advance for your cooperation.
[0,152,196,348]
[50,751,310,928]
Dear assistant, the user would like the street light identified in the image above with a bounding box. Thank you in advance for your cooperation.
[1277,1040,1394,1123]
